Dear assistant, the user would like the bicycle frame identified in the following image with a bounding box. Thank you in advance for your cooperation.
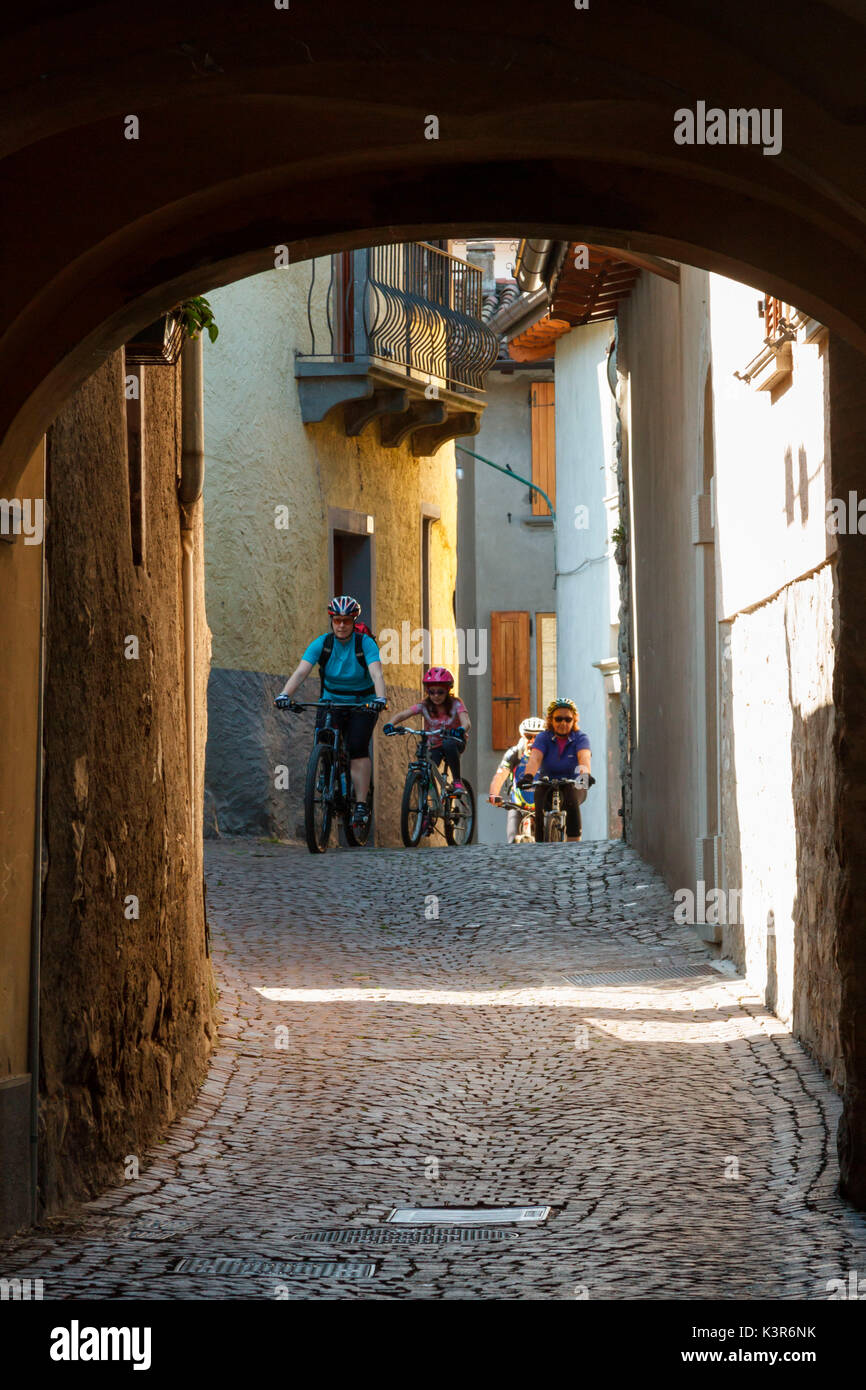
[390,725,473,846]
[279,699,380,851]
[495,799,536,844]
[534,776,575,842]
[406,729,449,818]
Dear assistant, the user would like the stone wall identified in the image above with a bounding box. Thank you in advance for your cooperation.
[828,335,866,1207]
[40,350,214,1213]
[720,562,841,1083]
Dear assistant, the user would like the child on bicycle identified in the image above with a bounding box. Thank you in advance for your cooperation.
[384,667,471,787]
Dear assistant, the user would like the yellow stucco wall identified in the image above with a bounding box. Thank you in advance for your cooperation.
[0,440,43,1079]
[203,263,459,699]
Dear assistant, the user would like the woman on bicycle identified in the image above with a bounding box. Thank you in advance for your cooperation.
[276,595,386,831]
[521,697,591,843]
[384,667,471,788]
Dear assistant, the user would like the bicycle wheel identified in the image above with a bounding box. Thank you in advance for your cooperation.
[544,811,564,843]
[444,779,475,845]
[400,771,427,847]
[343,775,374,848]
[304,744,334,854]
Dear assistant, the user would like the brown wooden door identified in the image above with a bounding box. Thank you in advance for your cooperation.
[491,611,531,749]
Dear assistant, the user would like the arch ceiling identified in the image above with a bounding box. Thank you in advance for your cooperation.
[1,0,865,487]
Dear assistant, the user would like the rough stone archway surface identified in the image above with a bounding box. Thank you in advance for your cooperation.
[2,0,866,487]
[4,1,866,1209]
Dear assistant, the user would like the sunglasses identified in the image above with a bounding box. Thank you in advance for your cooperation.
[552,714,574,723]
[427,686,448,694]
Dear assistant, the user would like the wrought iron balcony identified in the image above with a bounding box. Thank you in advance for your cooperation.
[295,243,499,455]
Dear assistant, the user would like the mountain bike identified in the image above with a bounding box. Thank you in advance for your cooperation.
[386,726,475,847]
[493,797,537,844]
[531,773,595,843]
[275,698,378,854]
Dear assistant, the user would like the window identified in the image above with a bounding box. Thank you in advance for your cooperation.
[762,295,795,344]
[329,507,375,623]
[530,381,555,516]
[536,612,557,714]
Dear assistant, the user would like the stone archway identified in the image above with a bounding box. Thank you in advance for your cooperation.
[3,0,866,1212]
[2,0,866,487]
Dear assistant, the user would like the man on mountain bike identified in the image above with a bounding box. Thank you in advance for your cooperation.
[385,667,471,787]
[275,595,386,831]
[520,697,591,843]
[488,715,546,843]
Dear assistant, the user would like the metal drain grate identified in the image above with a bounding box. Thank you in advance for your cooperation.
[300,1226,511,1245]
[387,1205,550,1225]
[562,963,718,986]
[172,1256,375,1279]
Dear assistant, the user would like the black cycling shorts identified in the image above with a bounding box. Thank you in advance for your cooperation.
[534,780,582,838]
[316,705,378,759]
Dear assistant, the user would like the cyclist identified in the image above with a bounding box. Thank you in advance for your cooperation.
[384,667,471,788]
[276,595,386,831]
[520,697,591,843]
[488,715,546,843]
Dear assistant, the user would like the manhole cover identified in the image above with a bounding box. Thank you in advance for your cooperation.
[387,1206,550,1226]
[172,1257,375,1279]
[300,1226,511,1245]
[562,963,718,986]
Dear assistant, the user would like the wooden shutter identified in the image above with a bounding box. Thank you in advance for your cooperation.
[530,381,555,516]
[490,611,531,749]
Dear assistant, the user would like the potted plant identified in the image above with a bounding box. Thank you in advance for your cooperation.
[126,295,219,366]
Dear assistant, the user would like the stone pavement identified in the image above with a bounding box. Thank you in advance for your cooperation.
[3,836,866,1300]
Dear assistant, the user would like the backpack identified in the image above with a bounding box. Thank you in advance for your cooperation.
[318,628,374,697]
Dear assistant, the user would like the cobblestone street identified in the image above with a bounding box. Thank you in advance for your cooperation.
[4,837,866,1300]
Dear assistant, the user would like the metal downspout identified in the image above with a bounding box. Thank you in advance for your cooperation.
[455,442,559,588]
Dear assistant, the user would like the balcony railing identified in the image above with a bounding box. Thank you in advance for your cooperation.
[300,243,499,395]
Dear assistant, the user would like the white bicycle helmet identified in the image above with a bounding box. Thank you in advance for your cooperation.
[519,716,545,737]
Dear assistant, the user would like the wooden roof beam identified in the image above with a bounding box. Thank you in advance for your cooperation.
[592,246,681,283]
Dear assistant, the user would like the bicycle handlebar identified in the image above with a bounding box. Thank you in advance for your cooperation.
[275,698,385,713]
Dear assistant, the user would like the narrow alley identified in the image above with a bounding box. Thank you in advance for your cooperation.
[2,839,864,1301]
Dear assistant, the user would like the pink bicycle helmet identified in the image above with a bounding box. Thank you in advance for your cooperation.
[422,666,455,687]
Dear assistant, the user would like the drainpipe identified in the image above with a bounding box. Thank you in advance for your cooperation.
[179,335,204,850]
[515,239,555,293]
[28,440,47,1223]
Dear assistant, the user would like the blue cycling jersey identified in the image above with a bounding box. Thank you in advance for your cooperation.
[531,728,591,779]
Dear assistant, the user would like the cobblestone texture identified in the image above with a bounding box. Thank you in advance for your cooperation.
[3,837,866,1300]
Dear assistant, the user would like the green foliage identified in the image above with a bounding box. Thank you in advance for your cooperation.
[174,295,219,344]
[611,522,627,547]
